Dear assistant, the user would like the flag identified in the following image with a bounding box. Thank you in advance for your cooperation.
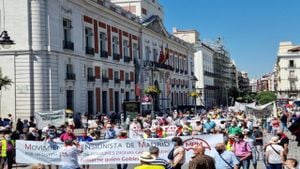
[135,83,140,97]
[158,45,165,63]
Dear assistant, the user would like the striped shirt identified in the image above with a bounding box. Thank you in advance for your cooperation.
[151,157,172,169]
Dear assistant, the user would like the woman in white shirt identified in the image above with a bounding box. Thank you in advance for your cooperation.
[265,136,285,169]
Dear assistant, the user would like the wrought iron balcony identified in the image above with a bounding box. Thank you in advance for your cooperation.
[113,53,120,61]
[102,77,109,83]
[125,79,131,85]
[86,47,94,55]
[66,73,76,80]
[143,60,174,71]
[114,78,121,84]
[124,56,131,63]
[63,40,74,50]
[288,75,297,80]
[100,50,108,58]
[87,76,95,82]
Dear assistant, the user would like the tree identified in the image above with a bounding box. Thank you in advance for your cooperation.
[0,70,13,90]
[0,70,13,116]
[256,91,276,105]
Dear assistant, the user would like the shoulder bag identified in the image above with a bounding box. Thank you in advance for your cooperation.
[218,153,234,169]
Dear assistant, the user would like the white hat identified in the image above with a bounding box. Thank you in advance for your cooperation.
[139,152,155,162]
[269,136,279,144]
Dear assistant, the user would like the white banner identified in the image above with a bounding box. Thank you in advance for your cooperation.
[35,109,66,129]
[16,134,223,165]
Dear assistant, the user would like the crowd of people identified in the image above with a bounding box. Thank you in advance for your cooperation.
[0,106,299,169]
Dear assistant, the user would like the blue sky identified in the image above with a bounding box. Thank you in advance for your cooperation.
[160,0,300,79]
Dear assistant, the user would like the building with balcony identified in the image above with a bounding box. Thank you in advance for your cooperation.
[276,41,300,99]
[238,71,251,93]
[0,0,194,119]
[173,30,238,108]
[250,79,257,93]
[256,72,275,92]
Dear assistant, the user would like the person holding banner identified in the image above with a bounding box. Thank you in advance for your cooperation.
[60,126,76,142]
[117,130,128,169]
[60,139,83,169]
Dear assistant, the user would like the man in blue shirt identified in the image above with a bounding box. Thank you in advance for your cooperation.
[212,143,239,169]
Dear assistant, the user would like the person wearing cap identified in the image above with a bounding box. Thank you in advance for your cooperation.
[149,146,172,169]
[265,136,285,169]
[134,152,164,169]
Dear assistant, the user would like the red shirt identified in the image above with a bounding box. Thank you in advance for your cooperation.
[60,133,76,142]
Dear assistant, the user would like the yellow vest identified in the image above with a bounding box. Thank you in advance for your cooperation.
[0,140,7,157]
[226,142,232,151]
[135,164,164,169]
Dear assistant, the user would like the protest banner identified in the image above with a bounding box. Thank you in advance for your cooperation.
[162,125,177,136]
[16,134,223,165]
[34,109,65,129]
[129,124,143,138]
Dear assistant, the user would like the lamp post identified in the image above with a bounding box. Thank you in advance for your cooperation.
[144,61,159,119]
[0,30,15,117]
[0,31,15,48]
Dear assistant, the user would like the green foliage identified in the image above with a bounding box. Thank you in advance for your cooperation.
[0,70,13,90]
[144,85,161,95]
[256,91,276,105]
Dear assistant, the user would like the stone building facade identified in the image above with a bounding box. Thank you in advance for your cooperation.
[0,0,194,119]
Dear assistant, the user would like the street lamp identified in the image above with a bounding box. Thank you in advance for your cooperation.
[0,30,15,119]
[0,31,15,49]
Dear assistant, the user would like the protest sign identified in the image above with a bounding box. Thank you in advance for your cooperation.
[34,109,65,129]
[16,134,223,165]
[162,125,177,136]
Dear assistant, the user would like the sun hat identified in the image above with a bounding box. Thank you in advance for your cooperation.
[269,136,279,144]
[139,152,155,162]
